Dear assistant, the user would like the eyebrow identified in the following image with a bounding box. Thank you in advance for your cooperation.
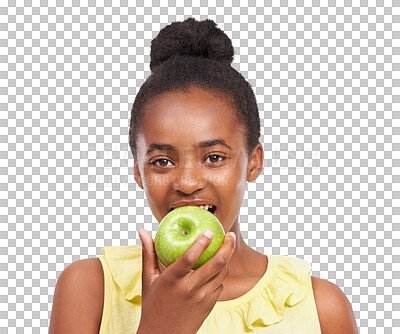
[145,139,232,156]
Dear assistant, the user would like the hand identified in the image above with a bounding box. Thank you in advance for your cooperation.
[136,228,236,334]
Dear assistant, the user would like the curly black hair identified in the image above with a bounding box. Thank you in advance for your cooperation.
[129,18,260,160]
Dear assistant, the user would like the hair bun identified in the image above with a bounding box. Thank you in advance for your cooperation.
[150,18,234,71]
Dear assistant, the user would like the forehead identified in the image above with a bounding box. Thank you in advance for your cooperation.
[138,86,245,152]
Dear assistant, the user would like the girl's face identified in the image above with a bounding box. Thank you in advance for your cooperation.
[134,86,263,233]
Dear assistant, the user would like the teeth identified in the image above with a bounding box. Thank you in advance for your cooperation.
[171,205,215,212]
[198,204,213,211]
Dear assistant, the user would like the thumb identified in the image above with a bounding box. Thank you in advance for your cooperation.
[138,229,161,288]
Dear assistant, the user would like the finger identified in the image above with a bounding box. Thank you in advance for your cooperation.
[138,229,161,287]
[210,283,224,304]
[166,229,215,278]
[191,232,236,286]
[202,264,230,296]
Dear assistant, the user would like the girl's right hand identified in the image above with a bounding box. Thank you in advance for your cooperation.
[136,228,236,334]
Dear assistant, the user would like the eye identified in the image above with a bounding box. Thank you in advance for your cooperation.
[151,158,173,167]
[205,154,225,164]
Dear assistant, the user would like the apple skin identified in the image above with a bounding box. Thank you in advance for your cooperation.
[155,206,225,270]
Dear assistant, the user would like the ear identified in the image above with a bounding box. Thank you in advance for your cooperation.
[134,160,144,189]
[247,142,264,182]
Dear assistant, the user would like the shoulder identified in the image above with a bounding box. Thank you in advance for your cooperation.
[311,276,358,334]
[49,258,104,334]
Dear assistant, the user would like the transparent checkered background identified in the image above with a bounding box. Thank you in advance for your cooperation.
[1,0,399,333]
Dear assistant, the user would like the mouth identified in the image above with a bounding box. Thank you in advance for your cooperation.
[169,204,217,215]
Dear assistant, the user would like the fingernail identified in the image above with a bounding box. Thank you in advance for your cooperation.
[228,232,236,241]
[204,229,214,239]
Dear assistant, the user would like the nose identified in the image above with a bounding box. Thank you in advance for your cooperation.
[172,164,207,195]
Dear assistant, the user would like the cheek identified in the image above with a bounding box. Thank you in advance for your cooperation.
[141,175,170,222]
[139,168,169,202]
[143,174,171,190]
[226,161,248,207]
[228,158,248,188]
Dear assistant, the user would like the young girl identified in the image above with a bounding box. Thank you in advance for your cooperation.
[49,18,358,333]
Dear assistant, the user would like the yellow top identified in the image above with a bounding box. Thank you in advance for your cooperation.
[97,245,321,333]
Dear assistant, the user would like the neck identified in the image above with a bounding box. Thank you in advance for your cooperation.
[224,218,267,279]
[216,218,268,302]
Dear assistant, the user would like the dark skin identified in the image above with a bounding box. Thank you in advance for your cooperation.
[49,86,358,333]
[134,86,268,299]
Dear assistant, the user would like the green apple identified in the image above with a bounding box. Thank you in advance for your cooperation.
[155,206,225,270]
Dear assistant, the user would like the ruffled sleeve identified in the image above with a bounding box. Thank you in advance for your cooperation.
[207,254,311,331]
[102,245,143,302]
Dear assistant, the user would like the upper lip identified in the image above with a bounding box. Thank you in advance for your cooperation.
[170,199,217,210]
